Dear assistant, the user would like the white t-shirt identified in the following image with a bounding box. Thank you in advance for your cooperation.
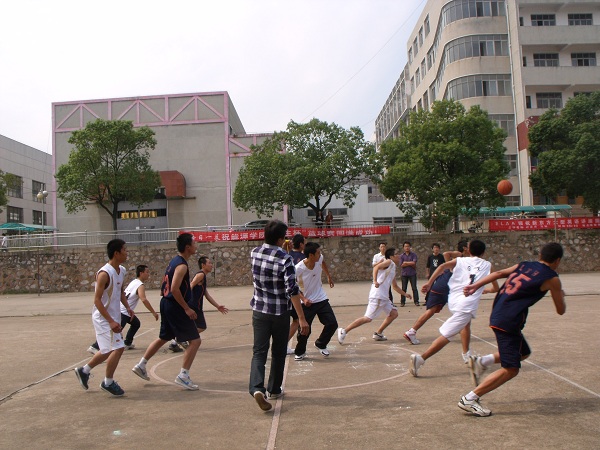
[369,260,397,301]
[295,254,328,303]
[447,256,491,315]
[92,263,126,325]
[121,278,143,317]
[372,252,385,267]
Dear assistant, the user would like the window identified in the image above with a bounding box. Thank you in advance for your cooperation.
[413,37,419,56]
[504,154,518,176]
[490,114,516,136]
[421,58,426,77]
[307,207,348,215]
[32,181,47,202]
[408,47,413,64]
[424,15,430,36]
[526,96,532,108]
[417,99,423,110]
[441,0,506,28]
[119,208,167,219]
[531,14,555,26]
[536,92,562,108]
[445,74,511,100]
[423,91,429,111]
[415,68,421,87]
[33,210,47,226]
[7,206,23,223]
[568,13,592,25]
[6,175,23,198]
[519,16,523,26]
[505,195,520,207]
[533,53,559,67]
[430,84,437,102]
[419,27,424,47]
[571,52,596,66]
[523,56,527,66]
[427,49,434,69]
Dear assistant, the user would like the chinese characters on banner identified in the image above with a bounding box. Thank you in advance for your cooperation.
[183,226,392,243]
[489,217,600,232]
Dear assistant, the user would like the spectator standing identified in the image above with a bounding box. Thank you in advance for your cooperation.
[400,241,419,306]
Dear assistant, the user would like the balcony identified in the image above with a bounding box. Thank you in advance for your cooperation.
[518,25,600,47]
[521,65,600,88]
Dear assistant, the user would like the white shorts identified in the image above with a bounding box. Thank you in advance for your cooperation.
[93,321,125,354]
[438,311,473,340]
[364,298,396,320]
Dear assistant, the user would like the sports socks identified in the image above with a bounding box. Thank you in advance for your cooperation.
[465,391,479,401]
[481,354,495,367]
[82,365,91,374]
[138,358,148,369]
[104,377,113,385]
[179,369,189,377]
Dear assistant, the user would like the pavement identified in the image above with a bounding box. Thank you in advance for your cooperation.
[0,273,599,449]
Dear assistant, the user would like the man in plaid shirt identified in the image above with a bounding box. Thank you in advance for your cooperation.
[249,220,309,412]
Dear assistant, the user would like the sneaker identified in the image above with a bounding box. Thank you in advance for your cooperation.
[458,395,492,417]
[468,355,488,387]
[462,350,472,364]
[337,328,346,345]
[286,347,294,355]
[175,375,199,390]
[372,332,388,341]
[267,388,284,400]
[132,364,150,381]
[74,367,89,390]
[124,344,135,350]
[168,344,183,353]
[87,346,98,355]
[294,353,306,361]
[403,331,420,345]
[100,380,125,396]
[409,354,424,377]
[253,391,272,411]
[314,343,330,357]
[178,341,189,349]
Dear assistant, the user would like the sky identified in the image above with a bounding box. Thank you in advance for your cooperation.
[0,0,426,153]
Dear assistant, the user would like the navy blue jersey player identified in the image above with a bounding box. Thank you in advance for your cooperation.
[458,242,566,417]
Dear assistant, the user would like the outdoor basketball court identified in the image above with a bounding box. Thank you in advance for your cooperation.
[1,274,599,449]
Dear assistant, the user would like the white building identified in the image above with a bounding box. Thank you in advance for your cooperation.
[376,0,600,207]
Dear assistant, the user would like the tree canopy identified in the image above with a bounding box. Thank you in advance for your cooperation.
[55,119,161,230]
[378,100,509,229]
[233,118,382,218]
[529,91,600,215]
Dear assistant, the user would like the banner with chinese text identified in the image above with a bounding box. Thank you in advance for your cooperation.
[489,217,600,232]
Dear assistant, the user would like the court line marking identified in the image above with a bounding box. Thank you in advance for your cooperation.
[266,356,289,450]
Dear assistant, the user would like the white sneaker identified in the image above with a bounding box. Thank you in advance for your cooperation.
[462,350,472,364]
[403,331,420,345]
[125,344,136,350]
[314,343,330,357]
[286,347,294,355]
[87,346,98,355]
[372,332,387,341]
[458,395,492,417]
[337,328,346,345]
[409,354,424,377]
[253,391,272,411]
[175,375,199,390]
[468,355,488,387]
[132,364,150,381]
[267,388,284,400]
[294,353,306,361]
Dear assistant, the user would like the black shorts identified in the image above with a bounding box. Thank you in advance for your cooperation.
[425,290,448,310]
[190,306,207,330]
[493,328,531,369]
[159,297,200,342]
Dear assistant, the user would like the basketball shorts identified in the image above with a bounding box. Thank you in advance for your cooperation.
[159,297,200,342]
[438,311,473,339]
[493,328,531,369]
[364,297,396,320]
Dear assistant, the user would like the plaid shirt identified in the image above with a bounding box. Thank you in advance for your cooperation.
[250,243,299,315]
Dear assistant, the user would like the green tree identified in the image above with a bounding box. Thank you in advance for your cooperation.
[529,91,600,215]
[55,119,161,230]
[378,100,509,229]
[233,118,382,218]
[0,171,11,213]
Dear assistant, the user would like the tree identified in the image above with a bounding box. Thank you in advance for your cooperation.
[55,119,162,230]
[378,100,509,229]
[233,118,382,218]
[0,171,10,213]
[529,91,600,215]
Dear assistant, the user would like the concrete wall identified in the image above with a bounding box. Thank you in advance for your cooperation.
[1,230,599,295]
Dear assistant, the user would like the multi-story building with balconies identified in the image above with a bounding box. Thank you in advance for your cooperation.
[376,0,600,207]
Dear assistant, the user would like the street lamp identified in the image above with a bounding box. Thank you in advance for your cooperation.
[36,190,48,234]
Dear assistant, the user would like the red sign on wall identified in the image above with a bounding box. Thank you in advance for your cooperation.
[183,226,391,243]
[489,217,600,231]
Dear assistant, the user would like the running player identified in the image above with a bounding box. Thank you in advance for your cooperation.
[189,255,229,336]
[457,242,566,417]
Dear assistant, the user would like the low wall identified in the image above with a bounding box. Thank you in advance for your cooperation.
[1,230,599,294]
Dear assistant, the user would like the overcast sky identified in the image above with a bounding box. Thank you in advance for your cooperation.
[0,0,426,153]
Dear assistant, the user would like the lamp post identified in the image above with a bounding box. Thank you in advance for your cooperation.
[36,190,48,296]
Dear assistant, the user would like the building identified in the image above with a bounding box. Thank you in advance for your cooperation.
[376,0,600,207]
[52,92,274,233]
[0,134,54,231]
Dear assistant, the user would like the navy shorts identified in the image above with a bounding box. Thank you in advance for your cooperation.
[425,290,448,310]
[191,306,207,330]
[159,297,200,342]
[493,328,531,369]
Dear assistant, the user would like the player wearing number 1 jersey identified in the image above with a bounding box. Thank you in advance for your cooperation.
[457,243,565,417]
[409,240,491,377]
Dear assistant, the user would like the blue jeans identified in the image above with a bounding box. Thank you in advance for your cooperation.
[249,310,290,396]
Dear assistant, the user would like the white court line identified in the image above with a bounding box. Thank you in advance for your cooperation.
[266,356,290,450]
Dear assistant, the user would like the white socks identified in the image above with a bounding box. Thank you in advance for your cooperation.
[465,391,479,401]
[82,365,91,374]
[481,354,495,367]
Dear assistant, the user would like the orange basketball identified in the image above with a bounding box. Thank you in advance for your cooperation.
[497,179,513,196]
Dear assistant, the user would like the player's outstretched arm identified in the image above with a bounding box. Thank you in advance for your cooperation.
[464,264,518,296]
[422,260,457,293]
[392,278,411,299]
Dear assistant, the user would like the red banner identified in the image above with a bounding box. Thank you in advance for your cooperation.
[183,226,391,243]
[489,217,600,231]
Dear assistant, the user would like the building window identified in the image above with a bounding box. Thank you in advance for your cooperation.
[6,175,23,198]
[419,27,424,47]
[441,0,506,28]
[430,84,436,102]
[423,91,429,111]
[427,49,434,69]
[505,195,520,207]
[519,16,524,26]
[421,59,427,77]
[7,206,24,223]
[445,74,511,101]
[443,34,508,68]
[571,52,596,67]
[424,15,430,36]
[533,53,559,67]
[568,13,593,25]
[32,180,47,202]
[531,14,555,26]
[503,154,518,176]
[415,68,421,87]
[536,92,562,109]
[119,208,167,220]
[413,37,419,56]
[490,114,516,136]
[408,47,413,64]
[33,210,47,226]
[526,96,532,108]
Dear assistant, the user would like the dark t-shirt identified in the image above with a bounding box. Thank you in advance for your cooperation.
[289,250,305,265]
[426,254,445,278]
[161,255,190,302]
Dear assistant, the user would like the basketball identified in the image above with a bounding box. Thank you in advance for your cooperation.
[497,179,513,196]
